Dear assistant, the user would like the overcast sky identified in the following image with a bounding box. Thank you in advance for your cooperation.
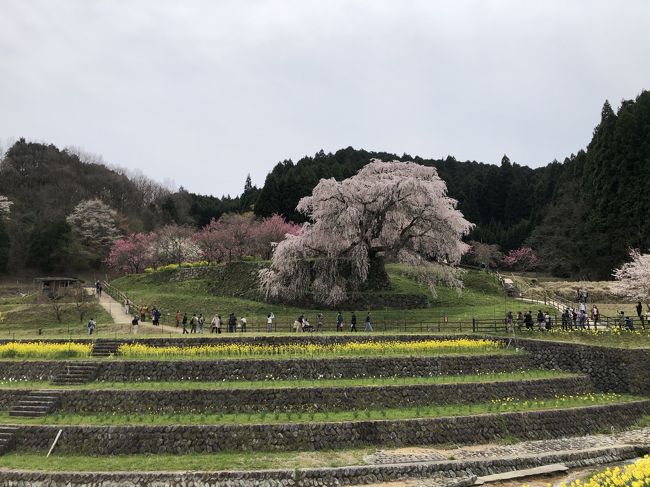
[1,1,649,196]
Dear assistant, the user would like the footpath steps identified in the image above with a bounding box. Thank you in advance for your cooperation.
[0,426,18,455]
[91,340,122,357]
[51,363,99,385]
[9,390,62,418]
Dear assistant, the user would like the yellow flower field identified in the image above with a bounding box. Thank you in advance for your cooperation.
[118,338,505,359]
[0,341,92,359]
[523,455,650,486]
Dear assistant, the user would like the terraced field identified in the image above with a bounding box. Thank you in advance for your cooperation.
[0,335,649,486]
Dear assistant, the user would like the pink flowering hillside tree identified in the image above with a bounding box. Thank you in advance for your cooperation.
[502,247,539,273]
[260,160,473,306]
[106,233,152,274]
[252,214,302,259]
[613,249,650,313]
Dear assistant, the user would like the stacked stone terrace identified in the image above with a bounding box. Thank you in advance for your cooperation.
[0,335,649,485]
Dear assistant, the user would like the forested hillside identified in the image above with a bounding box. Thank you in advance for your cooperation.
[1,91,648,278]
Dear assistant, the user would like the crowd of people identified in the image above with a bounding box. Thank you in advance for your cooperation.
[125,306,376,334]
[505,299,649,332]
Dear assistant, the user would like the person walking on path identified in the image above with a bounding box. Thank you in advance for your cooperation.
[350,312,357,332]
[336,311,344,332]
[591,305,600,330]
[211,314,222,334]
[637,302,645,328]
[198,313,205,333]
[364,313,373,332]
[175,310,182,328]
[190,313,198,333]
[316,313,324,332]
[182,313,188,334]
[131,316,139,334]
[87,317,96,335]
[228,313,236,333]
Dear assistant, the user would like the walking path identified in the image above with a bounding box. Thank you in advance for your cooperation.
[89,288,181,334]
[364,427,650,486]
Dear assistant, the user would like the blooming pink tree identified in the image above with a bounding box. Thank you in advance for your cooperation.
[502,247,539,272]
[260,160,473,305]
[252,214,302,259]
[613,249,650,312]
[106,233,152,274]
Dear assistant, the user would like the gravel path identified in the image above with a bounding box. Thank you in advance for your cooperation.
[366,426,650,465]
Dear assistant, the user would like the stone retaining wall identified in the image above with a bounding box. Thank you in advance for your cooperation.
[1,445,642,487]
[3,376,592,413]
[12,400,650,454]
[94,354,535,382]
[517,339,650,394]
[2,445,643,487]
[0,354,535,382]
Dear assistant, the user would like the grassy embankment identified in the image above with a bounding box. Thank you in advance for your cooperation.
[109,263,541,329]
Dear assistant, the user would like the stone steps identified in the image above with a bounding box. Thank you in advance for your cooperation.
[91,340,122,357]
[0,426,19,456]
[9,390,62,417]
[51,363,99,385]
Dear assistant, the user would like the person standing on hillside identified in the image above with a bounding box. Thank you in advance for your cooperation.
[267,312,274,332]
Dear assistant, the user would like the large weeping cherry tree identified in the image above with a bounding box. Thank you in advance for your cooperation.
[260,160,473,305]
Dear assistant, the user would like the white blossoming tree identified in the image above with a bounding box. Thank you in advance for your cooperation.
[260,160,473,305]
[0,195,12,217]
[613,249,650,312]
[66,199,121,253]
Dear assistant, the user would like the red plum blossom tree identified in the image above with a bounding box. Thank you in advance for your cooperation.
[259,160,473,305]
[613,249,650,312]
[502,247,539,272]
[106,233,152,274]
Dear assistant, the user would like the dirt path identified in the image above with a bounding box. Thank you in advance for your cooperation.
[88,288,181,334]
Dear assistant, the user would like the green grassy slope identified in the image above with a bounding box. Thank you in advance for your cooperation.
[108,263,536,328]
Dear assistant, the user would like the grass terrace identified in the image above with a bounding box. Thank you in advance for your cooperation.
[510,327,650,349]
[0,393,635,425]
[0,370,578,390]
[0,449,373,472]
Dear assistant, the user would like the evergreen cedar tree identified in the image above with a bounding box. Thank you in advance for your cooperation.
[1,90,650,277]
[613,250,650,312]
[259,160,472,306]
